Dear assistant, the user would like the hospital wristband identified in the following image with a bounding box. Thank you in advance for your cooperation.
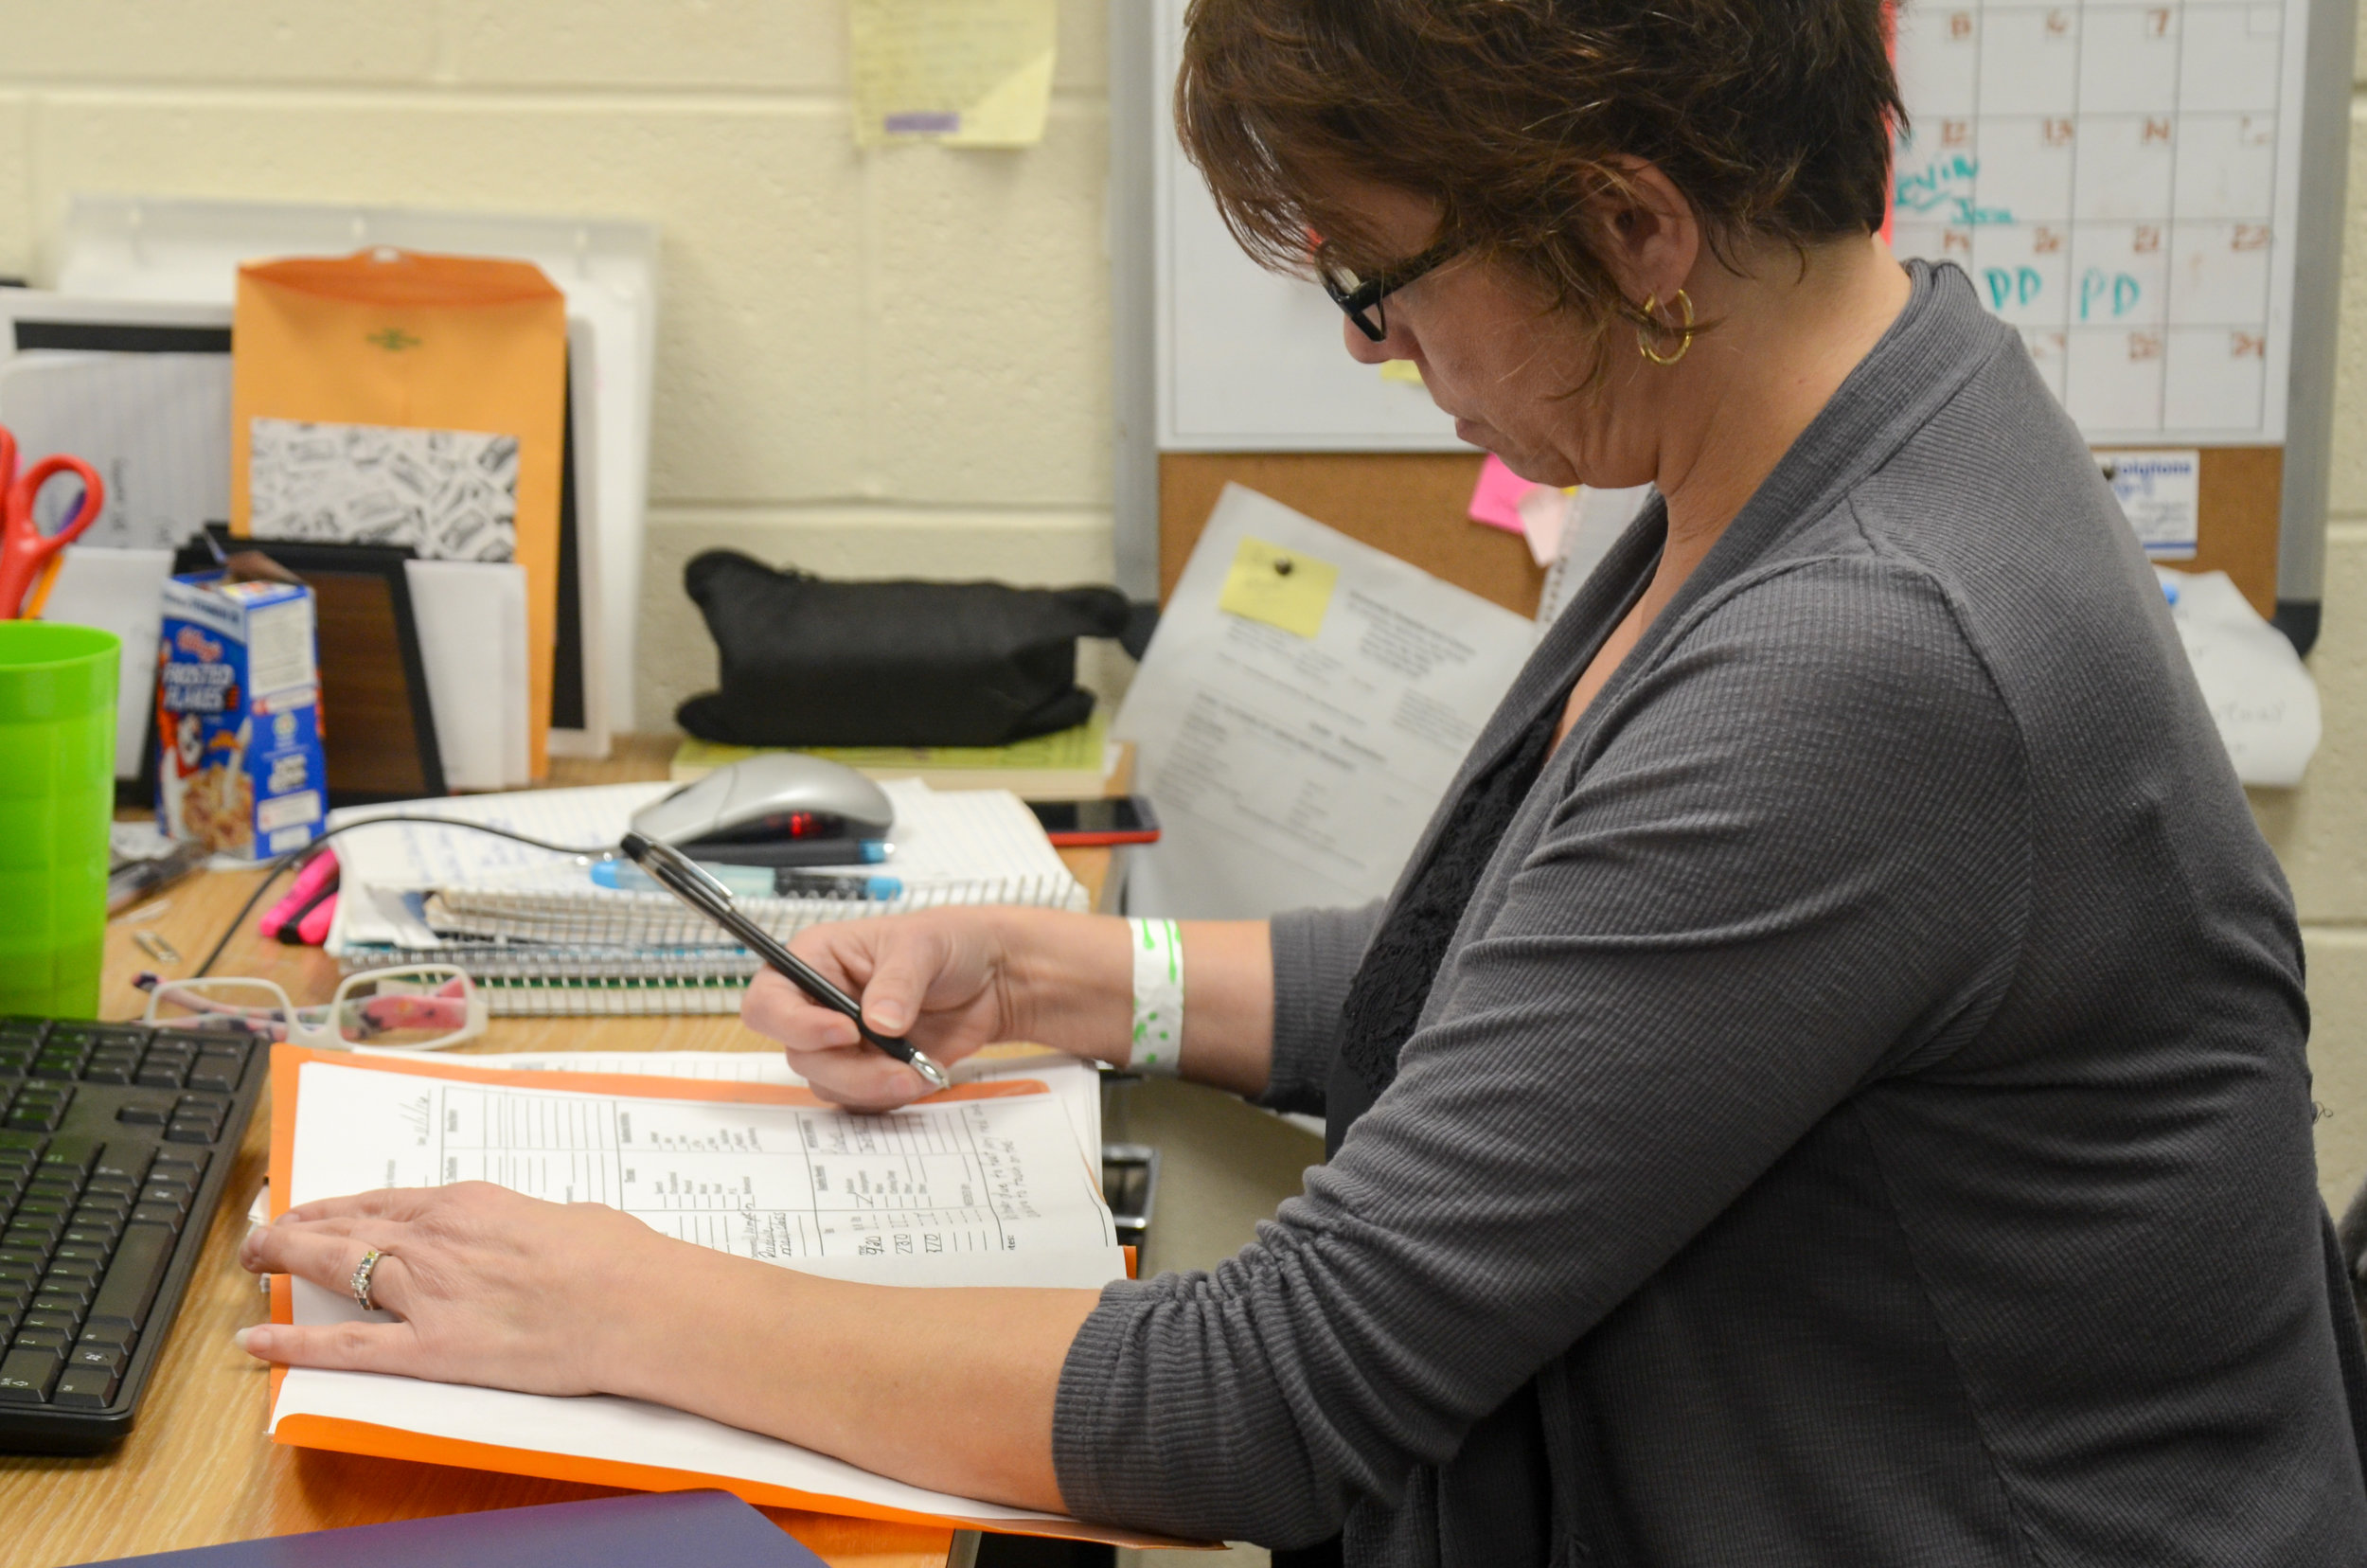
[1128,917,1185,1077]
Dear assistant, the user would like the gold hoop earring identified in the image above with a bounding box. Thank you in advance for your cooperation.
[1636,290,1695,366]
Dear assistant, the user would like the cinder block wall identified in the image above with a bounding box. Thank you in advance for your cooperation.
[2254,16,2367,1209]
[5,0,2367,1208]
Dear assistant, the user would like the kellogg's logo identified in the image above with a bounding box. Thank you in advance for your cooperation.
[174,626,224,662]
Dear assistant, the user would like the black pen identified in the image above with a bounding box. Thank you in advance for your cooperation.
[619,832,952,1091]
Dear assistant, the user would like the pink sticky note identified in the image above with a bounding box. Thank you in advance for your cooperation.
[1467,453,1536,533]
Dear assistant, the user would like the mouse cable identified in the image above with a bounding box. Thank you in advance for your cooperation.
[186,816,618,981]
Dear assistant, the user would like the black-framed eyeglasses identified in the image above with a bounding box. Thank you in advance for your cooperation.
[1315,239,1462,343]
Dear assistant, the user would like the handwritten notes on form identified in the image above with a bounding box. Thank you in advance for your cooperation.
[1889,0,2310,441]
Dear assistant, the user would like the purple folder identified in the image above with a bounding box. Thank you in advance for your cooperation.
[73,1490,830,1568]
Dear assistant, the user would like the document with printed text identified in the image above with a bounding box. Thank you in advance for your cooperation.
[290,1060,1114,1264]
[1115,484,1536,917]
[269,1057,1135,1536]
[347,1043,1103,1171]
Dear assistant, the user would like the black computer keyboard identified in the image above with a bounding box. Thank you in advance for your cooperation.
[0,1016,264,1452]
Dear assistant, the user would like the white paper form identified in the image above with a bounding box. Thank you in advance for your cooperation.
[272,1060,1130,1533]
[289,1062,1114,1263]
[1114,485,1535,918]
[1889,0,2311,442]
[348,1047,1105,1176]
[2100,449,2201,558]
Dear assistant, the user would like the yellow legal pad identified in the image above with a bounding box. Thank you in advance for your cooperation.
[670,714,1112,797]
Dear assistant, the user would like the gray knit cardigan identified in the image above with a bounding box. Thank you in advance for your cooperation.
[1054,263,2367,1565]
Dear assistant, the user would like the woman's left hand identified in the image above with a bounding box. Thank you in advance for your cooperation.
[240,1180,1095,1514]
[235,1182,690,1399]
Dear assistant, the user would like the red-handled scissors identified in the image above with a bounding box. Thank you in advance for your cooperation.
[0,425,104,619]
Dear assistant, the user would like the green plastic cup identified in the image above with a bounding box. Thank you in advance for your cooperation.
[0,621,120,1019]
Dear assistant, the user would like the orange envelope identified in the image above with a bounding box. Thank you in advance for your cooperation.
[230,249,567,775]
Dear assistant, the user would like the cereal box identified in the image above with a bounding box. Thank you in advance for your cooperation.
[156,574,327,859]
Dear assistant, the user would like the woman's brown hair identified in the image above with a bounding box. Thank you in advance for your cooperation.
[1176,0,1901,347]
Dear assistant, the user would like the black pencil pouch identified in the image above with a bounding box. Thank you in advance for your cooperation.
[674,549,1134,747]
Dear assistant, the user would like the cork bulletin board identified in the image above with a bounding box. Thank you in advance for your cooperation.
[2103,446,2284,616]
[1161,446,2284,620]
[1158,453,1537,614]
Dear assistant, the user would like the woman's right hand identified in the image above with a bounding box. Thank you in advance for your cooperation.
[741,908,1123,1111]
[744,907,1277,1109]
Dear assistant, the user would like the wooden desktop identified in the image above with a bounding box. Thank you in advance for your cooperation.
[1,739,1119,1568]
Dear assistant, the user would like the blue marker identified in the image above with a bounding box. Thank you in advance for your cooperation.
[595,859,772,897]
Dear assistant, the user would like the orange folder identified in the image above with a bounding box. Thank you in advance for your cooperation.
[263,1046,1170,1548]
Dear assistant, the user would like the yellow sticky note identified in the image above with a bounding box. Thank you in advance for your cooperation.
[1219,536,1339,639]
[849,0,1057,149]
[1379,359,1424,385]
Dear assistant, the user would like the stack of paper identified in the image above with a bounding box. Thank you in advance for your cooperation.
[325,779,1087,1014]
[267,1048,1166,1544]
[348,1043,1106,1174]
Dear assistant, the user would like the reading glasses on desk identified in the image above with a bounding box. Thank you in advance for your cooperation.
[139,967,489,1052]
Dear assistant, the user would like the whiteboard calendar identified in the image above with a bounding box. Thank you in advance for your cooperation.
[1889,0,2312,443]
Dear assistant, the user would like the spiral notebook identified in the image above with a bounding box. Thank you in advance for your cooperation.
[325,779,1086,1015]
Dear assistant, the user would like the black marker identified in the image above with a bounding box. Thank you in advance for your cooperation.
[619,831,952,1091]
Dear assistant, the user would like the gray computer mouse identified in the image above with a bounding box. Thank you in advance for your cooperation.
[630,753,895,848]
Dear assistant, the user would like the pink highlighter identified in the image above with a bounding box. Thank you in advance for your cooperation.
[258,849,342,946]
[293,891,339,946]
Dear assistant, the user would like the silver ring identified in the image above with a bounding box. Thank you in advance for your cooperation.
[350,1247,386,1312]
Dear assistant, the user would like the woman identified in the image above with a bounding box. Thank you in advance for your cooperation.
[239,0,2367,1559]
